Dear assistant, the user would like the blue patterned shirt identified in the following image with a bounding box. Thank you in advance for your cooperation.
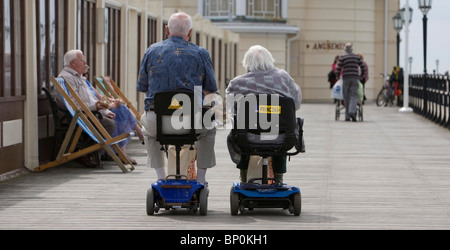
[137,36,217,111]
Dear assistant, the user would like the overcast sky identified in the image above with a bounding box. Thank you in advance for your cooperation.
[399,0,450,75]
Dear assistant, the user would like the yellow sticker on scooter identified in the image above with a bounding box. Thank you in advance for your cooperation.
[258,105,281,114]
[168,98,182,110]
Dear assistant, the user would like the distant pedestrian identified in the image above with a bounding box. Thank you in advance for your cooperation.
[358,54,369,104]
[328,56,339,89]
[335,43,365,122]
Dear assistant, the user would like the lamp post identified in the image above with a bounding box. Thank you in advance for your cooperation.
[399,0,413,113]
[418,0,432,116]
[436,59,439,74]
[409,56,413,74]
[393,12,403,67]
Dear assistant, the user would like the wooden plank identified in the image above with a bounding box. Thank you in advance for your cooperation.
[2,104,450,230]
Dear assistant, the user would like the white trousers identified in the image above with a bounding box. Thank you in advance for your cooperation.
[141,111,216,171]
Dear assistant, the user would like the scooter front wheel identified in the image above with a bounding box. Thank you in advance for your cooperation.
[146,188,155,216]
[230,188,239,216]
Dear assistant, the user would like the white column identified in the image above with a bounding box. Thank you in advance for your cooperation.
[236,0,246,17]
[281,0,288,19]
[120,3,129,95]
[96,0,106,76]
[24,1,39,171]
[67,0,77,50]
[198,0,203,16]
[400,0,413,113]
[127,8,139,108]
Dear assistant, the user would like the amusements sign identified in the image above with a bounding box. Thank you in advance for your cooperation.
[306,41,346,52]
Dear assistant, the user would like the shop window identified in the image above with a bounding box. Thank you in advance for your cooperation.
[104,4,121,86]
[1,0,25,98]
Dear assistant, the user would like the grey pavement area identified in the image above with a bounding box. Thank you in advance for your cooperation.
[1,103,450,230]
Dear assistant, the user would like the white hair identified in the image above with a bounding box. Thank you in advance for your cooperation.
[242,45,275,72]
[168,12,193,37]
[64,50,83,66]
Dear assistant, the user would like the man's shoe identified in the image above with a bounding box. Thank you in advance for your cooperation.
[350,114,357,122]
[274,173,284,183]
[77,154,98,168]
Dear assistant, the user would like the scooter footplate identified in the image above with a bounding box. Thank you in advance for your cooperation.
[152,180,203,204]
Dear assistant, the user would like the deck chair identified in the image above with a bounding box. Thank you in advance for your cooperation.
[41,87,72,161]
[93,76,141,123]
[35,77,135,173]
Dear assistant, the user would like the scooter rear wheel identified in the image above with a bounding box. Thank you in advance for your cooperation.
[293,192,301,216]
[199,188,209,216]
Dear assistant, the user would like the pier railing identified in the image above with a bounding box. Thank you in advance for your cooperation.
[409,74,450,129]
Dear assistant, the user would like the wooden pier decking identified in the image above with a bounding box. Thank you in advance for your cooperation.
[1,103,450,230]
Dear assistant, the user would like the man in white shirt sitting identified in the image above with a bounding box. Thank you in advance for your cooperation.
[51,50,116,135]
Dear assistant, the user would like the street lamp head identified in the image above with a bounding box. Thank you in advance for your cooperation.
[418,0,432,16]
[400,7,414,24]
[393,12,403,32]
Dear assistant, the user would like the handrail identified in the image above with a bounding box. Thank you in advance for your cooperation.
[409,74,450,129]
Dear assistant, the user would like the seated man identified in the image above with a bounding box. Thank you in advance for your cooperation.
[51,50,116,136]
[137,12,218,185]
[226,45,302,183]
[51,50,143,166]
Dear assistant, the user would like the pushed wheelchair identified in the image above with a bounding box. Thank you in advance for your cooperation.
[146,91,212,216]
[335,100,363,122]
[228,94,305,216]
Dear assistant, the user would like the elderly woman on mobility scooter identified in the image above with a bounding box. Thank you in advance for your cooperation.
[226,45,302,184]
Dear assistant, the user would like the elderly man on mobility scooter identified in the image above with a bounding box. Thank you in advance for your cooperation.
[226,45,304,215]
[138,12,217,215]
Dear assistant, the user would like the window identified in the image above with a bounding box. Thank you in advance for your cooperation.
[78,0,96,84]
[137,12,142,75]
[203,0,284,21]
[147,16,157,47]
[195,32,201,46]
[247,0,281,19]
[218,39,222,82]
[36,0,68,93]
[204,0,235,19]
[211,37,215,70]
[104,4,121,86]
[1,0,25,98]
[163,20,168,40]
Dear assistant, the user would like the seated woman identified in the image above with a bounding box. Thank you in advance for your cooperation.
[85,76,144,165]
[226,45,302,183]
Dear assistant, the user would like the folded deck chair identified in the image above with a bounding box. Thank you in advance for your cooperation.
[94,76,141,123]
[35,77,135,173]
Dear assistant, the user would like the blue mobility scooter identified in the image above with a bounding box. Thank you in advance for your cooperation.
[146,91,211,215]
[229,94,305,216]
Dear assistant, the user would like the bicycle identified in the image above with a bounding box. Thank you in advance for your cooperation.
[376,74,397,107]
